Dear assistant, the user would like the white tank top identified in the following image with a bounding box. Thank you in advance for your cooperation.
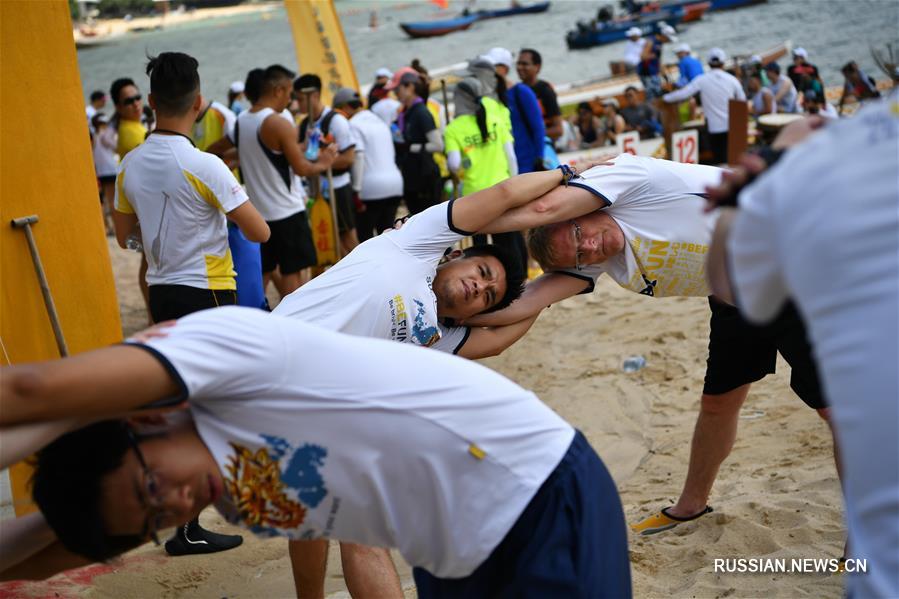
[236,108,306,221]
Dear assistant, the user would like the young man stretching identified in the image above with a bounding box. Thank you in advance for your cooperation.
[0,307,632,598]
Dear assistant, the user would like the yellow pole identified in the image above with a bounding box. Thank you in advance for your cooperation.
[1,2,123,515]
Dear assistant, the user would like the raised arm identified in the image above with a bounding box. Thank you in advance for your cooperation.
[478,182,608,234]
[450,168,566,233]
[262,114,336,178]
[456,313,541,359]
[465,271,590,327]
[0,345,181,426]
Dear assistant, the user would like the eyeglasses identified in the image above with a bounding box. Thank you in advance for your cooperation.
[571,220,584,271]
[121,94,142,106]
[125,427,165,546]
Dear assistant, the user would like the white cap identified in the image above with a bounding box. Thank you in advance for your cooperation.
[375,67,392,79]
[674,43,691,54]
[750,54,762,64]
[793,47,808,59]
[659,22,678,42]
[229,80,244,94]
[484,47,513,69]
[707,47,727,64]
[626,26,642,38]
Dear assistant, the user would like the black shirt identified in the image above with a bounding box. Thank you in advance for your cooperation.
[527,80,561,126]
[397,101,438,191]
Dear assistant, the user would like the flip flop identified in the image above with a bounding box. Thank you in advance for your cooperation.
[631,505,714,536]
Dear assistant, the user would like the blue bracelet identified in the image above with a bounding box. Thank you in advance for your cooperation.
[558,164,577,186]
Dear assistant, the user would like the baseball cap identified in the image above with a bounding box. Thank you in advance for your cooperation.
[626,27,642,38]
[793,47,808,59]
[659,23,678,42]
[332,87,361,107]
[674,43,691,54]
[375,67,392,79]
[384,66,419,91]
[749,54,762,64]
[707,47,727,65]
[765,62,781,74]
[229,80,245,94]
[485,47,513,69]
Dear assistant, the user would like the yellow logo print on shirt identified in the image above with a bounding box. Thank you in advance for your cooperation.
[225,443,307,530]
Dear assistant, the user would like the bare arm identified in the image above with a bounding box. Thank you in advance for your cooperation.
[112,210,139,249]
[227,200,270,243]
[456,313,541,359]
[205,135,234,158]
[262,115,336,177]
[465,272,590,326]
[331,146,355,171]
[479,183,607,235]
[450,168,565,233]
[0,345,180,426]
[773,78,793,103]
[0,418,91,470]
[545,115,563,140]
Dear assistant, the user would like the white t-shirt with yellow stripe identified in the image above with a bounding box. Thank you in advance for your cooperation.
[115,133,248,290]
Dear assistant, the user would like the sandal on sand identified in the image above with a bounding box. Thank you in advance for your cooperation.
[631,506,714,536]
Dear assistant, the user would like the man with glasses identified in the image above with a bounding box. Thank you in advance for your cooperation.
[460,153,836,538]
[2,306,631,596]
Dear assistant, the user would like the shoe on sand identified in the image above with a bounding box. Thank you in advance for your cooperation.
[631,505,713,536]
[165,520,243,556]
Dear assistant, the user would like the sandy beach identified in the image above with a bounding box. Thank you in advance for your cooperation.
[3,239,845,598]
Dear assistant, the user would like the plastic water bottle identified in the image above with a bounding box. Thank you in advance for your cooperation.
[305,127,321,161]
[125,234,143,252]
[622,355,646,373]
[390,122,404,144]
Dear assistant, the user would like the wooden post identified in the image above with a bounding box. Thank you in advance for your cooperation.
[727,99,749,166]
[659,101,680,160]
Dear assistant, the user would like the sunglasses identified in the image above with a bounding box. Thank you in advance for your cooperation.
[121,94,142,106]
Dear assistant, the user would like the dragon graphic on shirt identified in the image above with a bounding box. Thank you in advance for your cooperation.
[224,435,328,536]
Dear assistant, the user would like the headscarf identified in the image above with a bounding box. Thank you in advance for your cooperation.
[467,57,497,101]
[454,77,483,117]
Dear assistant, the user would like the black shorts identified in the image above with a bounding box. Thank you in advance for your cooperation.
[261,210,317,275]
[703,298,825,409]
[332,183,356,233]
[97,175,116,185]
[148,284,237,323]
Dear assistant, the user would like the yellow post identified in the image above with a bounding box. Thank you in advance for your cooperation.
[284,0,360,104]
[1,2,123,515]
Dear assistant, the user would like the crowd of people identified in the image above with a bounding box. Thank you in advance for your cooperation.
[1,30,893,598]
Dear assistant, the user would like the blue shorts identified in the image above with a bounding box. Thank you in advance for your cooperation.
[413,430,631,598]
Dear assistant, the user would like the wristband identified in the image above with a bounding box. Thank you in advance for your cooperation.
[558,164,578,186]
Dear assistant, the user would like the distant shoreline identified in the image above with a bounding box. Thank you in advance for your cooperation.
[74,2,281,43]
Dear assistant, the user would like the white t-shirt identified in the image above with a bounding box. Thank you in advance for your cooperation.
[314,106,357,190]
[92,126,118,177]
[141,307,574,577]
[728,96,899,599]
[273,201,467,347]
[372,98,402,126]
[663,69,747,133]
[349,109,403,200]
[623,38,646,67]
[236,108,306,221]
[115,134,248,290]
[559,154,724,297]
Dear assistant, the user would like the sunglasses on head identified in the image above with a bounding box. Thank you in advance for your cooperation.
[121,94,142,106]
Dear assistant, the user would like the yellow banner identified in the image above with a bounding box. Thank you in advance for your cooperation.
[284,0,359,106]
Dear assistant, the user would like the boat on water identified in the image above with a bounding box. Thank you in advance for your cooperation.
[566,7,686,50]
[399,15,478,38]
[660,0,766,12]
[400,1,550,39]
